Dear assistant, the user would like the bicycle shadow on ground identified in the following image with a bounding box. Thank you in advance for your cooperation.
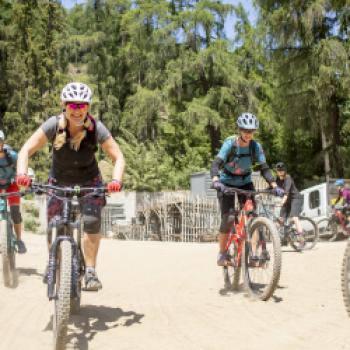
[17,267,42,278]
[281,249,304,253]
[219,283,244,296]
[219,283,284,303]
[44,305,144,350]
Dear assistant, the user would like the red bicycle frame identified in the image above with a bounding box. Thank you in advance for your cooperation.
[224,198,255,267]
[334,208,350,234]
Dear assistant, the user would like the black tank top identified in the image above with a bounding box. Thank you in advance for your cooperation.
[51,121,99,185]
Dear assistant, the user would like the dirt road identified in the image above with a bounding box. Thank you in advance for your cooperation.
[1,234,350,350]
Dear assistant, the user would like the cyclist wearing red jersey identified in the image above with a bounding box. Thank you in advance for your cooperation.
[0,131,26,254]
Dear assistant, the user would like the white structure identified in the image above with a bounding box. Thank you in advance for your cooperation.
[300,179,346,222]
[106,191,137,225]
[36,194,47,234]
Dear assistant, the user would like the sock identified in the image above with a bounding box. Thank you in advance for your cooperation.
[86,266,95,274]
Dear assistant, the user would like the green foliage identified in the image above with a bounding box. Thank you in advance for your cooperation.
[24,218,38,233]
[22,202,39,218]
[0,0,349,191]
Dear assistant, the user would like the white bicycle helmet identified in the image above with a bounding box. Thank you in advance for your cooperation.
[0,130,4,141]
[60,82,92,104]
[237,113,259,130]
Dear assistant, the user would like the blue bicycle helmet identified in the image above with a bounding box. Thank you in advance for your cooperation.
[335,179,345,186]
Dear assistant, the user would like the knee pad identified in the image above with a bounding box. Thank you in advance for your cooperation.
[220,213,236,233]
[10,205,22,224]
[83,215,101,234]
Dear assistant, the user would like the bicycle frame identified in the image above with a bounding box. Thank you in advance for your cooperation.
[225,198,255,267]
[259,202,289,234]
[333,208,350,235]
[47,192,84,301]
[0,192,17,251]
[32,183,106,301]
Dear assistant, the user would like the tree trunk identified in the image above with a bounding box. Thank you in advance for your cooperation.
[207,125,221,156]
[330,96,343,177]
[320,123,330,182]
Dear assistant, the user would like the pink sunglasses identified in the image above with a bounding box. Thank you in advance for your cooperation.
[67,103,88,110]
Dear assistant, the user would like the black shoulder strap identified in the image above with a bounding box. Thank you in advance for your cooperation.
[249,139,257,164]
[226,137,237,162]
[86,115,98,148]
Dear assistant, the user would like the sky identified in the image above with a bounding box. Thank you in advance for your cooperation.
[60,0,258,40]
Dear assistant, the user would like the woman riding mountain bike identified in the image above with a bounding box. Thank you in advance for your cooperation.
[333,179,350,230]
[274,162,305,247]
[16,81,125,291]
[210,112,284,267]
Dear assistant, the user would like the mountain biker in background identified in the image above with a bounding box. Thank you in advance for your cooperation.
[275,162,305,245]
[210,113,283,266]
[0,130,26,254]
[16,82,125,291]
[333,179,350,229]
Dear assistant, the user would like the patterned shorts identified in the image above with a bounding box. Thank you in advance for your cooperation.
[47,175,106,234]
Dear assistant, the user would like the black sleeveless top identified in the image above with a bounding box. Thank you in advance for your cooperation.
[51,125,99,184]
[41,115,110,185]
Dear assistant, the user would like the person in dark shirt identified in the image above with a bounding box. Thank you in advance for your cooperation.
[275,162,304,241]
[16,82,125,291]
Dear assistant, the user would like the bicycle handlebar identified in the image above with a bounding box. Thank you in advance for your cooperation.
[212,183,275,196]
[30,182,108,199]
[0,190,30,198]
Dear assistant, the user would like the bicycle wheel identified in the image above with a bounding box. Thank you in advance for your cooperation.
[0,220,16,288]
[289,217,319,251]
[53,240,72,350]
[318,218,339,242]
[242,217,281,301]
[223,242,241,291]
[70,280,81,314]
[341,239,350,317]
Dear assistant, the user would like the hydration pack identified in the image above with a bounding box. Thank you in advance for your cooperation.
[225,135,258,165]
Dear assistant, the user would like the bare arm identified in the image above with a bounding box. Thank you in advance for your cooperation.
[100,136,125,182]
[17,128,48,175]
